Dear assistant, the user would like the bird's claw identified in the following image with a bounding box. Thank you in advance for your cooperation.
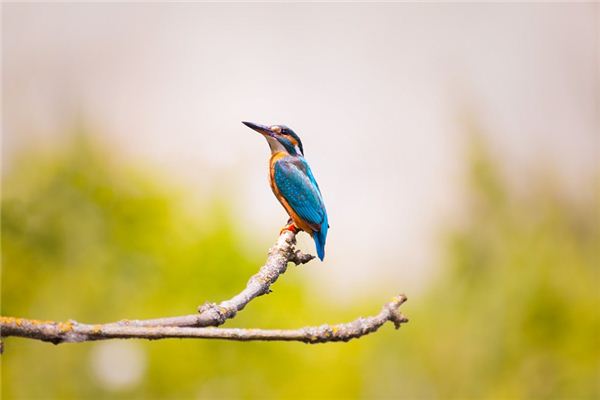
[280,223,299,235]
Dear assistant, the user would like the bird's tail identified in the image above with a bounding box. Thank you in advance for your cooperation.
[313,221,328,261]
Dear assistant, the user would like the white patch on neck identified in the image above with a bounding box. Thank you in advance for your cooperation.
[266,136,287,154]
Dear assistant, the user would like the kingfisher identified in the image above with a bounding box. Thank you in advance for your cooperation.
[243,121,329,261]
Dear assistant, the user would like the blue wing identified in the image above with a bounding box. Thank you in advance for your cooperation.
[274,158,326,228]
[274,157,329,260]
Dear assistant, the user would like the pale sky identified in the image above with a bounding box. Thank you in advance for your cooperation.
[3,3,598,301]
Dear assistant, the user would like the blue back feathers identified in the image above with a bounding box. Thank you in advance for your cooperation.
[273,157,328,260]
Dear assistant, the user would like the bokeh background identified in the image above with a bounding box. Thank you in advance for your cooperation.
[2,3,598,399]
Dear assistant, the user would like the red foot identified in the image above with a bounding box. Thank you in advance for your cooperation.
[280,223,299,235]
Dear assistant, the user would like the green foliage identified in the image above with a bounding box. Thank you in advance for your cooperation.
[2,134,598,399]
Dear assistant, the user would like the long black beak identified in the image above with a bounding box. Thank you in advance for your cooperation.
[242,121,274,137]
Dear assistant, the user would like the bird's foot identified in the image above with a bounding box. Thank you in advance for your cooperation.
[280,223,299,235]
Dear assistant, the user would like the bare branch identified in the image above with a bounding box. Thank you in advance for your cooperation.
[0,295,407,345]
[106,230,314,328]
[0,230,409,348]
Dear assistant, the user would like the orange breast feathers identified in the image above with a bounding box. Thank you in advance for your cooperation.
[268,153,315,235]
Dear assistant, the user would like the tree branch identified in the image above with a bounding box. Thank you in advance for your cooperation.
[0,295,407,345]
[0,230,408,348]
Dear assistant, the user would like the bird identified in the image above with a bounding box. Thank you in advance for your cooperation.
[243,121,329,261]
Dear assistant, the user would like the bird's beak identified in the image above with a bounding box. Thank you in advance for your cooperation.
[242,121,274,137]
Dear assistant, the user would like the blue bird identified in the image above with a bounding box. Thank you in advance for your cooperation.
[243,121,329,261]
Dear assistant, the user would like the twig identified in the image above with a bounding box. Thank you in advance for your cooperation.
[0,295,407,345]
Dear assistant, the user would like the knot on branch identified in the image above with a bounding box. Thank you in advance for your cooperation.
[385,294,409,329]
[270,230,315,265]
[197,302,235,326]
[289,250,315,265]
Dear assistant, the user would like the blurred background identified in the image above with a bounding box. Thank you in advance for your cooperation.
[2,3,598,399]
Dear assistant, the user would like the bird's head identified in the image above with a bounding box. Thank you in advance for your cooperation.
[243,121,304,156]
